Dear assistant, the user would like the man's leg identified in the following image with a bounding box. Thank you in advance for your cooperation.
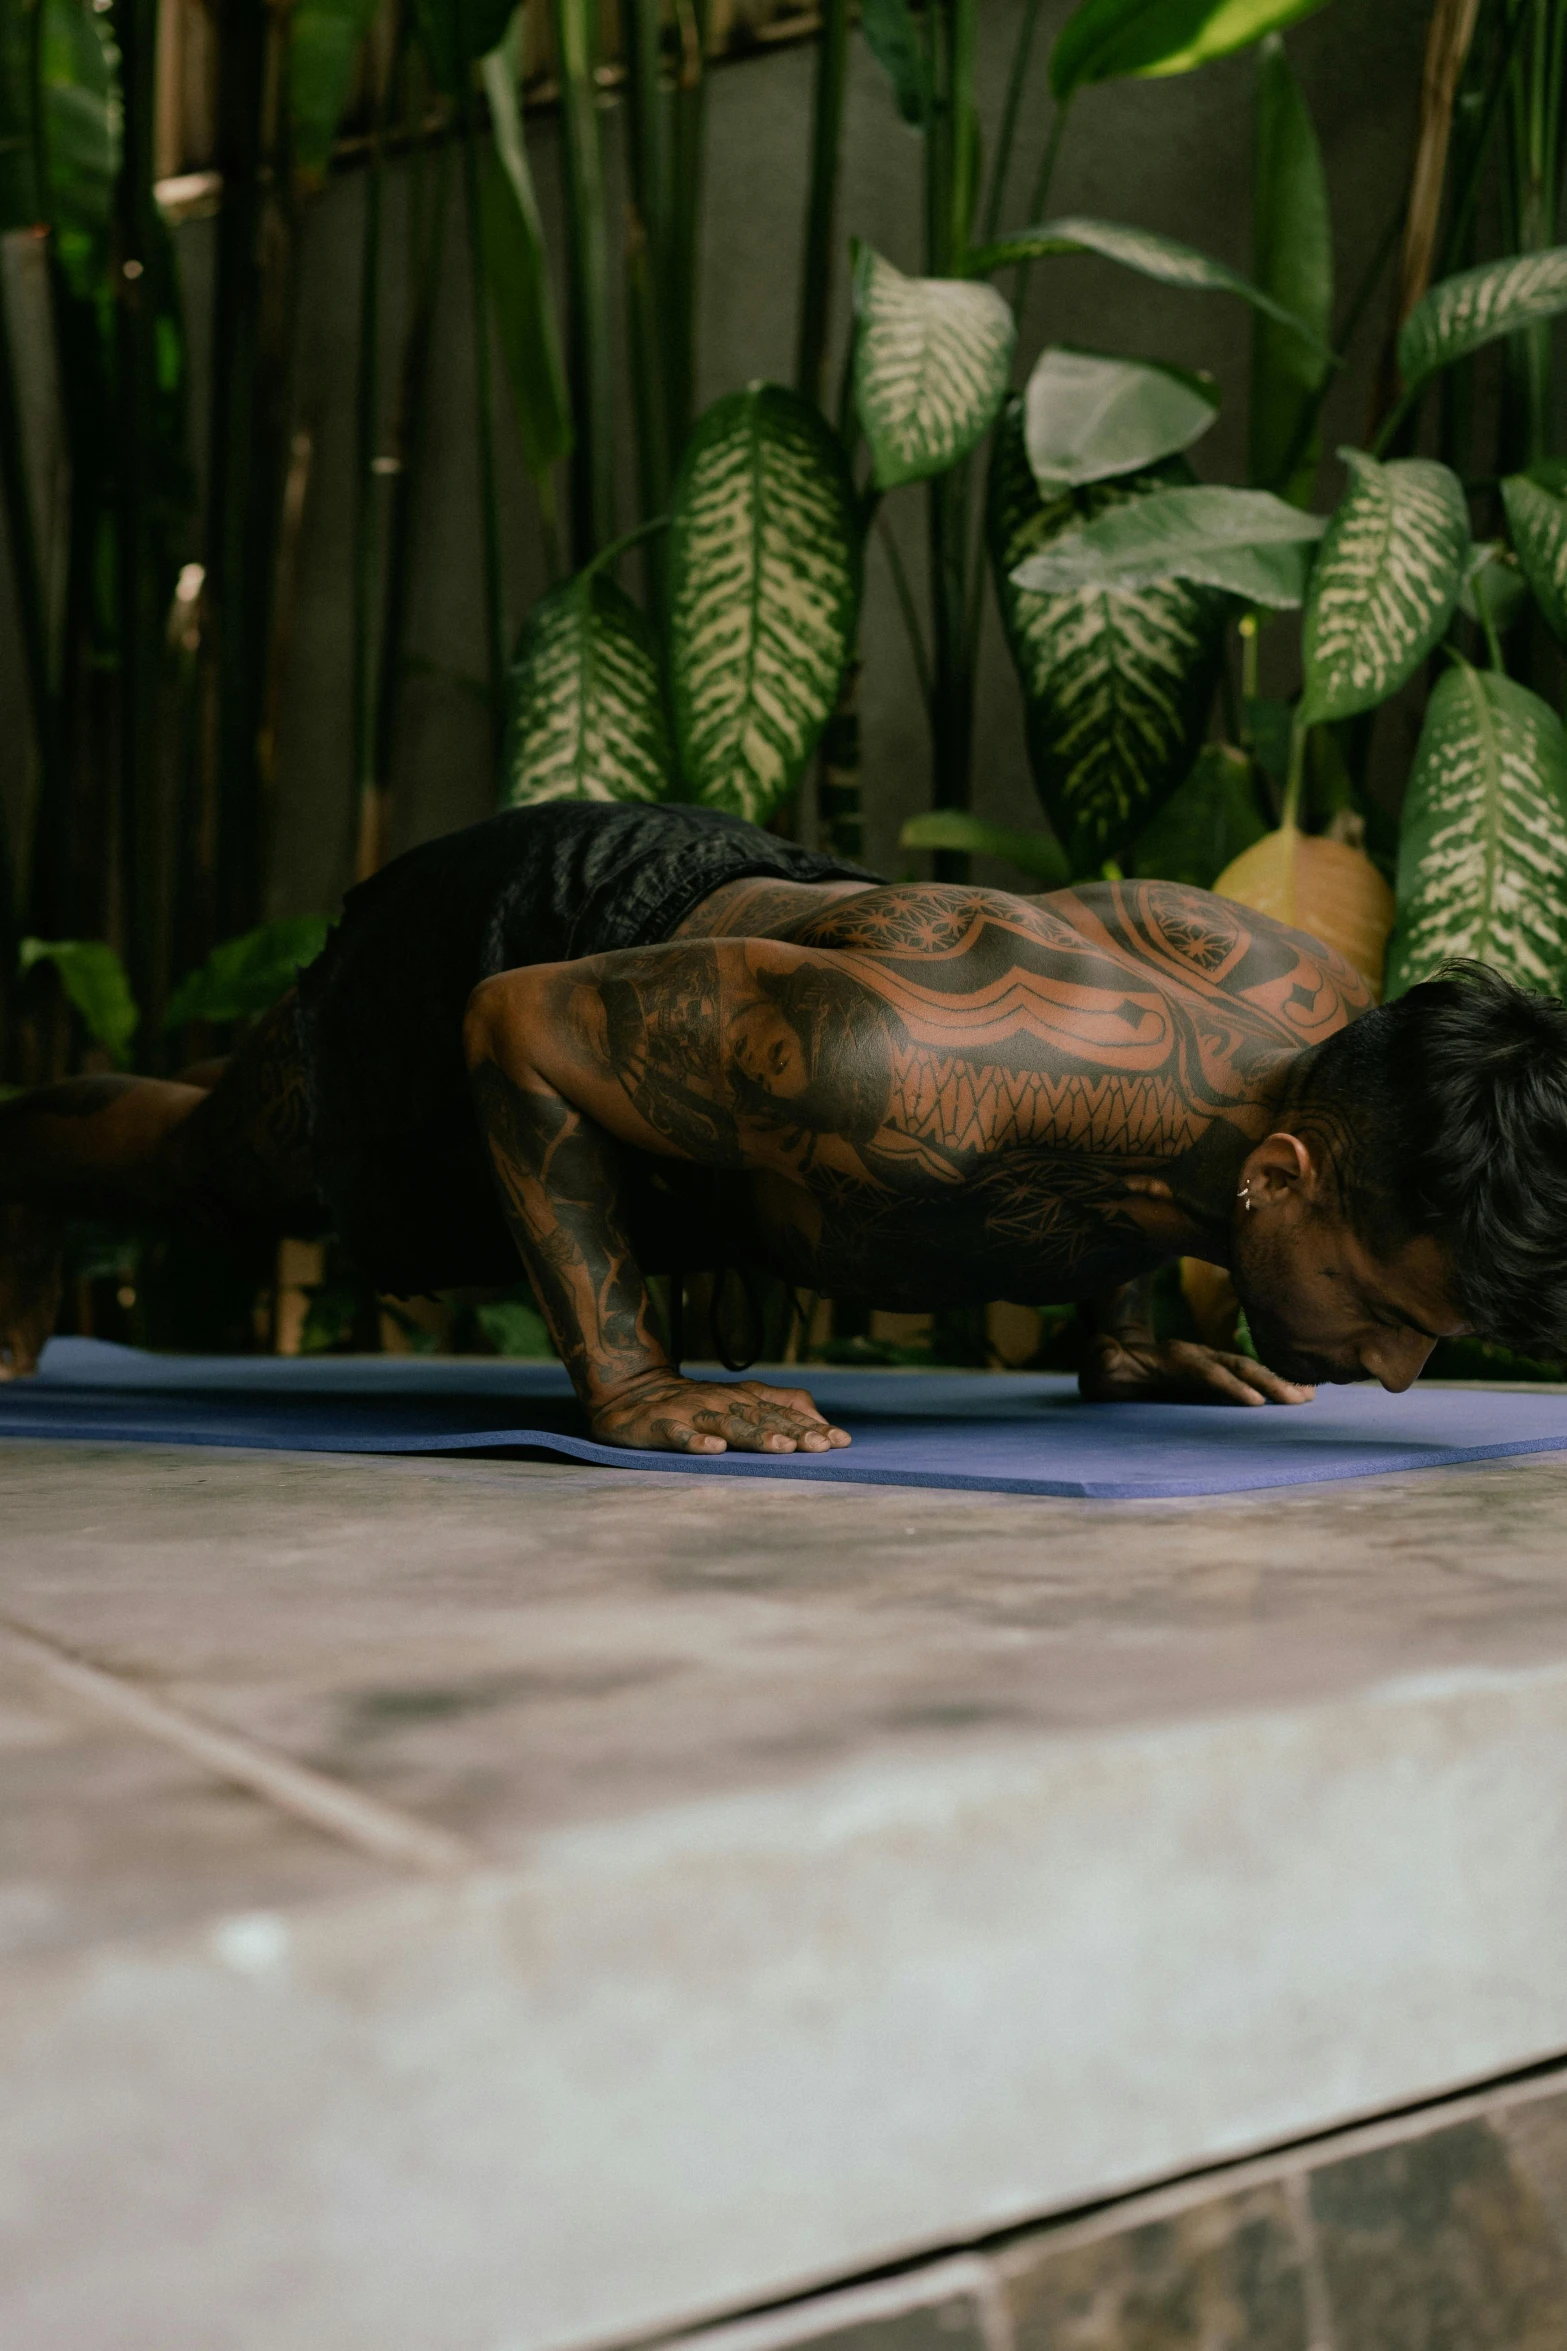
[0,997,319,1374]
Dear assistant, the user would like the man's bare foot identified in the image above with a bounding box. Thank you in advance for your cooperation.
[0,1205,65,1379]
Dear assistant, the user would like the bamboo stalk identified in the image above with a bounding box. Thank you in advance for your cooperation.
[350,19,397,857]
[1504,0,1561,463]
[206,0,275,943]
[552,0,616,559]
[1399,0,1486,323]
[456,0,506,749]
[0,250,63,979]
[924,0,979,881]
[795,0,849,409]
[364,124,454,880]
[620,0,672,539]
[112,0,165,1039]
[667,0,709,461]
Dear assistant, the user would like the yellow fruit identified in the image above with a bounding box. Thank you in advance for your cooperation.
[1213,823,1396,999]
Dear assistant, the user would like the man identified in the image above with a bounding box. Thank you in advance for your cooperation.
[1,804,1557,1452]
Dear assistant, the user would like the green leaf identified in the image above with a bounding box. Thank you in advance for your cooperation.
[20,938,139,1065]
[668,383,860,825]
[1024,347,1219,491]
[1132,742,1267,888]
[987,401,1226,870]
[1459,539,1531,638]
[1386,662,1567,999]
[1501,473,1567,648]
[40,0,117,240]
[899,811,1070,886]
[412,0,520,92]
[1398,248,1567,393]
[1050,0,1331,97]
[968,215,1329,358]
[1011,483,1325,606]
[290,0,382,181]
[859,0,930,126]
[480,51,572,481]
[852,244,1016,490]
[501,570,673,806]
[477,1297,554,1356]
[1249,34,1332,505]
[1299,450,1468,724]
[164,918,332,1029]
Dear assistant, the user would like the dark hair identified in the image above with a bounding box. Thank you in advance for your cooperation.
[1289,961,1567,1351]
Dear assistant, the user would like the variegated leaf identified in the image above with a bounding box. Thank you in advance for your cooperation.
[1398,248,1567,393]
[1386,662,1567,999]
[853,244,1016,490]
[1501,472,1567,647]
[501,572,673,806]
[967,216,1328,356]
[987,400,1226,870]
[1300,449,1468,725]
[668,381,860,824]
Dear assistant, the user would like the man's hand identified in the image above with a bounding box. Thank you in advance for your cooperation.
[1080,1331,1314,1407]
[592,1370,852,1454]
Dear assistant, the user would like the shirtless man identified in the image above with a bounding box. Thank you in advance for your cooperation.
[2,804,1559,1452]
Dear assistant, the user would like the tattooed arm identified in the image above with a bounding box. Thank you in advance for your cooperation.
[1076,1276,1313,1406]
[462,942,861,1455]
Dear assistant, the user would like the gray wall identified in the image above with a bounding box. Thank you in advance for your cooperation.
[1,0,1433,931]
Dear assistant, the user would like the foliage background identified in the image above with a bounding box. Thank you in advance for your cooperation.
[0,0,1437,923]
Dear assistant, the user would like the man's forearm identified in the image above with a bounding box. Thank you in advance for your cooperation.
[467,1053,668,1407]
[1077,1275,1158,1356]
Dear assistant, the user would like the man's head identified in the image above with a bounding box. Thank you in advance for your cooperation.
[1230,962,1567,1388]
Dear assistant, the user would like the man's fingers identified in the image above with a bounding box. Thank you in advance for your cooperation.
[1193,1360,1270,1406]
[1209,1352,1315,1405]
[683,1382,851,1453]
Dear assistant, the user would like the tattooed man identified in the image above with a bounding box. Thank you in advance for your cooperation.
[4,804,1560,1455]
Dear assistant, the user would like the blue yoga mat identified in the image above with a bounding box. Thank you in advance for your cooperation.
[2,1337,1566,1498]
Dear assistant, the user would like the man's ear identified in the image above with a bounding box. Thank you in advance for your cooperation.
[1243,1131,1318,1208]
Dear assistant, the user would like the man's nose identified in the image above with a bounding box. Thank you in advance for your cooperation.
[1361,1330,1436,1392]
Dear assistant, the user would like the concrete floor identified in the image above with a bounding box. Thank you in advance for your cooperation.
[5,1435,1567,2350]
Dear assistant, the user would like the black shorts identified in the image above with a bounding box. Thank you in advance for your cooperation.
[294,803,878,1294]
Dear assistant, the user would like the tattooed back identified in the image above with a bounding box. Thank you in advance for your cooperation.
[586,876,1375,1311]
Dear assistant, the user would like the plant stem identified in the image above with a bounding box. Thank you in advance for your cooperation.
[795,0,849,408]
[1370,384,1418,458]
[1471,565,1507,671]
[1281,709,1308,829]
[112,0,163,1037]
[875,512,933,711]
[552,0,616,558]
[0,248,64,979]
[351,23,395,860]
[1437,0,1533,272]
[668,0,709,461]
[981,0,1044,244]
[456,0,506,751]
[207,0,278,942]
[925,0,980,879]
[365,95,454,880]
[621,0,672,544]
[1010,94,1071,314]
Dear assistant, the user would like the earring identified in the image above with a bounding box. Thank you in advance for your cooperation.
[1238,1181,1254,1212]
